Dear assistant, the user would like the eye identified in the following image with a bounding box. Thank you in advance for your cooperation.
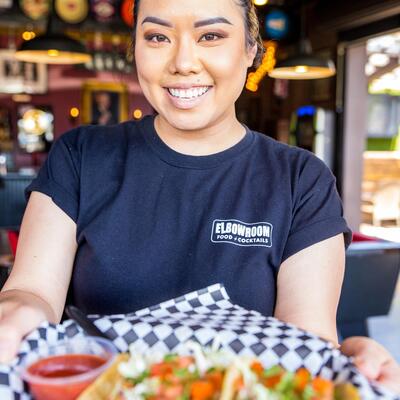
[199,33,223,42]
[145,34,169,43]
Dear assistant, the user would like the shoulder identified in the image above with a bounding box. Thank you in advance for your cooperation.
[56,119,145,154]
[58,120,140,144]
[251,130,332,180]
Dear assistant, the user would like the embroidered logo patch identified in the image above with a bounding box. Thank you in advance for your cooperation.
[211,219,273,247]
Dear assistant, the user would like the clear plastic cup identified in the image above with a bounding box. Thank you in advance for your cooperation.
[19,336,118,400]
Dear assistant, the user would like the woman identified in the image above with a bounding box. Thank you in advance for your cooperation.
[0,0,399,392]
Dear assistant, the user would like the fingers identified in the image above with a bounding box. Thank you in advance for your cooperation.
[341,336,400,394]
[377,358,400,393]
[0,322,24,364]
[341,337,392,379]
[0,301,47,364]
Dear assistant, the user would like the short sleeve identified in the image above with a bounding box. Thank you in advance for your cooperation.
[25,128,81,222]
[282,154,352,261]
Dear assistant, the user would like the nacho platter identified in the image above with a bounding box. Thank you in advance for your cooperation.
[2,284,398,399]
[78,341,361,400]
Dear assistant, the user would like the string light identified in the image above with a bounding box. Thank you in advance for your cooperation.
[70,107,80,118]
[22,31,36,41]
[133,109,143,119]
[246,41,277,92]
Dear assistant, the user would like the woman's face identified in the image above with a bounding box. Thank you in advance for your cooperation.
[135,0,256,131]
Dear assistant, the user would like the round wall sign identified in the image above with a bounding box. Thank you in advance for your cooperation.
[265,10,289,40]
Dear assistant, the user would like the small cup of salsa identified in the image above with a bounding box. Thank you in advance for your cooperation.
[19,336,118,400]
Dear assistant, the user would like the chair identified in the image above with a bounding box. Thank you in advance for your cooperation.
[0,174,33,230]
[337,235,400,338]
[7,230,18,257]
[0,174,33,288]
[372,183,400,226]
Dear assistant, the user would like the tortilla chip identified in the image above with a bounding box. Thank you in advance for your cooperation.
[334,383,361,400]
[78,353,129,400]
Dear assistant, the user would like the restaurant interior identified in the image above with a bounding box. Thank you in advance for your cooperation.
[0,0,399,363]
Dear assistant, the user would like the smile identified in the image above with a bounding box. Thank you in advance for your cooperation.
[167,86,211,99]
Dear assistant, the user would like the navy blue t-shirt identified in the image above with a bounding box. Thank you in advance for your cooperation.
[26,115,352,316]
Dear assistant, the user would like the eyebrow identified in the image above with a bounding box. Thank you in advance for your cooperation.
[194,17,233,27]
[141,16,233,28]
[141,16,172,27]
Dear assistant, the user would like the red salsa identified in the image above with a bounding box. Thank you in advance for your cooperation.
[25,354,107,400]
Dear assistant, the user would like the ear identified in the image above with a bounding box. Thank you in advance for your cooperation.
[246,43,258,68]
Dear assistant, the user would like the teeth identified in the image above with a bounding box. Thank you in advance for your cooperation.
[168,86,209,99]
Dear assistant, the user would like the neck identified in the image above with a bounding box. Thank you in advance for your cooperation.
[154,110,246,156]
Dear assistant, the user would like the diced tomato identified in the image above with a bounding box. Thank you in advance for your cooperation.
[311,377,334,400]
[261,367,285,389]
[234,376,244,391]
[250,361,264,377]
[205,370,224,391]
[163,373,181,385]
[176,356,194,369]
[295,368,311,391]
[262,374,283,389]
[163,384,184,399]
[150,362,174,378]
[190,380,215,400]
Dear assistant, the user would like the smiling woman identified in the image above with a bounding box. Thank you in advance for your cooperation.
[0,0,400,394]
[133,0,261,144]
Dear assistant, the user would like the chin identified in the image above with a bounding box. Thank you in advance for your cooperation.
[162,110,213,132]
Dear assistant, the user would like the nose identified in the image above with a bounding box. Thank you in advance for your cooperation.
[169,36,202,75]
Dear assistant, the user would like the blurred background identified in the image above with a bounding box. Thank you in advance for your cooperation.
[0,0,399,360]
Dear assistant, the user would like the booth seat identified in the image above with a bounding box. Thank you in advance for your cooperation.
[337,232,400,338]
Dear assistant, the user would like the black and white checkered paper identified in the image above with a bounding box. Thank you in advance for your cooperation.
[0,284,398,400]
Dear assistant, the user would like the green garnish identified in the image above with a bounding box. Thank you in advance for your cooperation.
[176,394,190,400]
[275,371,295,392]
[163,353,178,362]
[174,368,191,378]
[263,365,284,378]
[302,385,315,400]
[127,370,150,385]
[173,367,200,381]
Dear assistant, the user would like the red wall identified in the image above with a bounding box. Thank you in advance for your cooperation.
[0,64,153,169]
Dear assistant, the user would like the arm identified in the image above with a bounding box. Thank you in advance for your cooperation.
[0,191,77,362]
[274,233,345,345]
[275,234,400,394]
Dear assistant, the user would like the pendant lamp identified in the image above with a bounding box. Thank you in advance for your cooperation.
[269,3,335,80]
[15,1,91,64]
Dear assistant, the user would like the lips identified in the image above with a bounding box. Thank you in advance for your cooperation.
[167,86,210,99]
[164,86,213,110]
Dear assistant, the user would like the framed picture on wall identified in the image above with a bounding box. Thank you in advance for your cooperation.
[0,107,12,151]
[82,81,129,125]
[0,50,48,94]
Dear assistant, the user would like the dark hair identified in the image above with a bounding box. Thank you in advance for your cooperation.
[131,0,265,68]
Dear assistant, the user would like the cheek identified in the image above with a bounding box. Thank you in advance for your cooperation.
[205,48,249,90]
[135,45,163,87]
[135,41,249,95]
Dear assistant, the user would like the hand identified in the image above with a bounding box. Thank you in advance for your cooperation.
[341,336,400,394]
[0,289,55,364]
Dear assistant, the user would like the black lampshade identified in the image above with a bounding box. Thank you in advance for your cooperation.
[269,53,336,80]
[15,33,91,64]
[269,30,336,79]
